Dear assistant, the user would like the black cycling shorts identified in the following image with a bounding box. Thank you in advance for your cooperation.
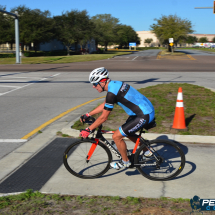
[119,115,150,137]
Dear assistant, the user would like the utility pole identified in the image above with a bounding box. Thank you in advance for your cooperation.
[0,9,21,64]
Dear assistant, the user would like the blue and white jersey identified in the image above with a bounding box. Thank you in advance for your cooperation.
[104,80,154,121]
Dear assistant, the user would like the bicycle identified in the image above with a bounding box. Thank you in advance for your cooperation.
[63,117,185,181]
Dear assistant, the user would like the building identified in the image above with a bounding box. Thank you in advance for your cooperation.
[136,31,160,47]
[0,39,96,53]
[189,34,215,42]
[136,31,215,47]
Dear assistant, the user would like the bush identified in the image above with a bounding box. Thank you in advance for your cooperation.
[0,53,15,58]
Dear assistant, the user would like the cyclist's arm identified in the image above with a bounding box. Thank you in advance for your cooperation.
[88,92,115,130]
[88,100,106,116]
[88,109,110,131]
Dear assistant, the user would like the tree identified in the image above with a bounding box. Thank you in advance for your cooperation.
[0,5,15,48]
[150,15,194,51]
[144,38,153,47]
[212,37,215,43]
[54,10,93,55]
[114,24,140,48]
[186,36,198,44]
[10,5,54,52]
[91,14,119,50]
[198,37,208,43]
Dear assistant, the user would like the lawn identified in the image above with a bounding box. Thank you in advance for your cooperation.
[0,51,132,65]
[0,189,192,214]
[72,83,215,136]
[178,47,215,52]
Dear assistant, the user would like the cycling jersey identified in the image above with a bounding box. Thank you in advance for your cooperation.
[104,80,155,137]
[104,80,154,119]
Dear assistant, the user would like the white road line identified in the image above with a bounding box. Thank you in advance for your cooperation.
[132,56,139,60]
[0,77,37,79]
[0,80,30,82]
[0,139,27,143]
[50,73,61,77]
[0,73,61,97]
[0,85,18,88]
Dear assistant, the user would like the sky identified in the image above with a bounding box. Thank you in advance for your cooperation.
[2,0,215,34]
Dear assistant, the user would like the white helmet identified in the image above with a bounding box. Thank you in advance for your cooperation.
[89,67,109,83]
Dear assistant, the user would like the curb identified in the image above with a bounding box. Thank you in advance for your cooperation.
[61,123,215,144]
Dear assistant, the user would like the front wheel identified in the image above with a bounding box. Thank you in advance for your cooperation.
[63,140,112,179]
[134,139,185,181]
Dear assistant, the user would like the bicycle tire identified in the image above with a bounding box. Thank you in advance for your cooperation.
[134,139,185,181]
[63,139,112,179]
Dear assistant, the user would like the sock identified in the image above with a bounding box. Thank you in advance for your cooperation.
[122,160,130,164]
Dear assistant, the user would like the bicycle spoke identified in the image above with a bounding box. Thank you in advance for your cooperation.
[64,140,112,178]
[135,139,185,181]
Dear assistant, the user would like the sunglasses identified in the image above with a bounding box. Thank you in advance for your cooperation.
[93,83,99,87]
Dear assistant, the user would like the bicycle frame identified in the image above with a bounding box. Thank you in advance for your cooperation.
[85,126,151,165]
[65,117,185,180]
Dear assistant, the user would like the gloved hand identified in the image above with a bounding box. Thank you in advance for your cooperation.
[79,128,91,138]
[80,113,90,123]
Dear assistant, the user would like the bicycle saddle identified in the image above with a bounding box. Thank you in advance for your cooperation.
[144,118,156,130]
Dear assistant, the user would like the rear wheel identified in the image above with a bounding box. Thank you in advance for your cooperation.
[134,139,185,181]
[63,140,112,179]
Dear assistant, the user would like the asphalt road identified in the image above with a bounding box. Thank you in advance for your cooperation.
[1,49,215,72]
[0,49,214,144]
[0,49,215,198]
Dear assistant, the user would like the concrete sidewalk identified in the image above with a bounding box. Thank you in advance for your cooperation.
[0,96,215,198]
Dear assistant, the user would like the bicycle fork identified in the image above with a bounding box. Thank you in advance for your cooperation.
[86,139,99,163]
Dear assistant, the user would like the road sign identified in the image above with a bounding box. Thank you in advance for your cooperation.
[169,38,174,43]
[170,43,174,46]
[129,42,136,46]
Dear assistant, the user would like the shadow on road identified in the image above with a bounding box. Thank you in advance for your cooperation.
[124,135,196,181]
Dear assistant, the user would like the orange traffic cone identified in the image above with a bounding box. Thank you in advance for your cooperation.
[172,87,187,130]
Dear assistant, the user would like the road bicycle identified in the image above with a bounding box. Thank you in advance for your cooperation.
[63,117,185,181]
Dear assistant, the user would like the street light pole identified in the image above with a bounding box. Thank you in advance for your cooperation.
[0,9,21,64]
[194,7,213,9]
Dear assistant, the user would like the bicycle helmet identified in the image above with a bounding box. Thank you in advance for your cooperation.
[89,67,109,83]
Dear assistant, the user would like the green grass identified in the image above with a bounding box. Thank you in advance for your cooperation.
[160,49,186,56]
[178,47,215,52]
[72,83,215,136]
[56,131,73,138]
[138,83,215,135]
[0,51,132,65]
[0,190,193,214]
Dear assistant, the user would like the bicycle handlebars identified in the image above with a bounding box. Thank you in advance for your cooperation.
[84,116,96,125]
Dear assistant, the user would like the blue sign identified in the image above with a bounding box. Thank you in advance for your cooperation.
[190,196,215,213]
[129,42,136,46]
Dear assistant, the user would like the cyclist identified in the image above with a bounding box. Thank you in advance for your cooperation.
[80,67,155,170]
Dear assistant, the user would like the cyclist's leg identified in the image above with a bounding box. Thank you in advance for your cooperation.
[112,129,129,162]
[111,115,150,170]
[124,114,150,151]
